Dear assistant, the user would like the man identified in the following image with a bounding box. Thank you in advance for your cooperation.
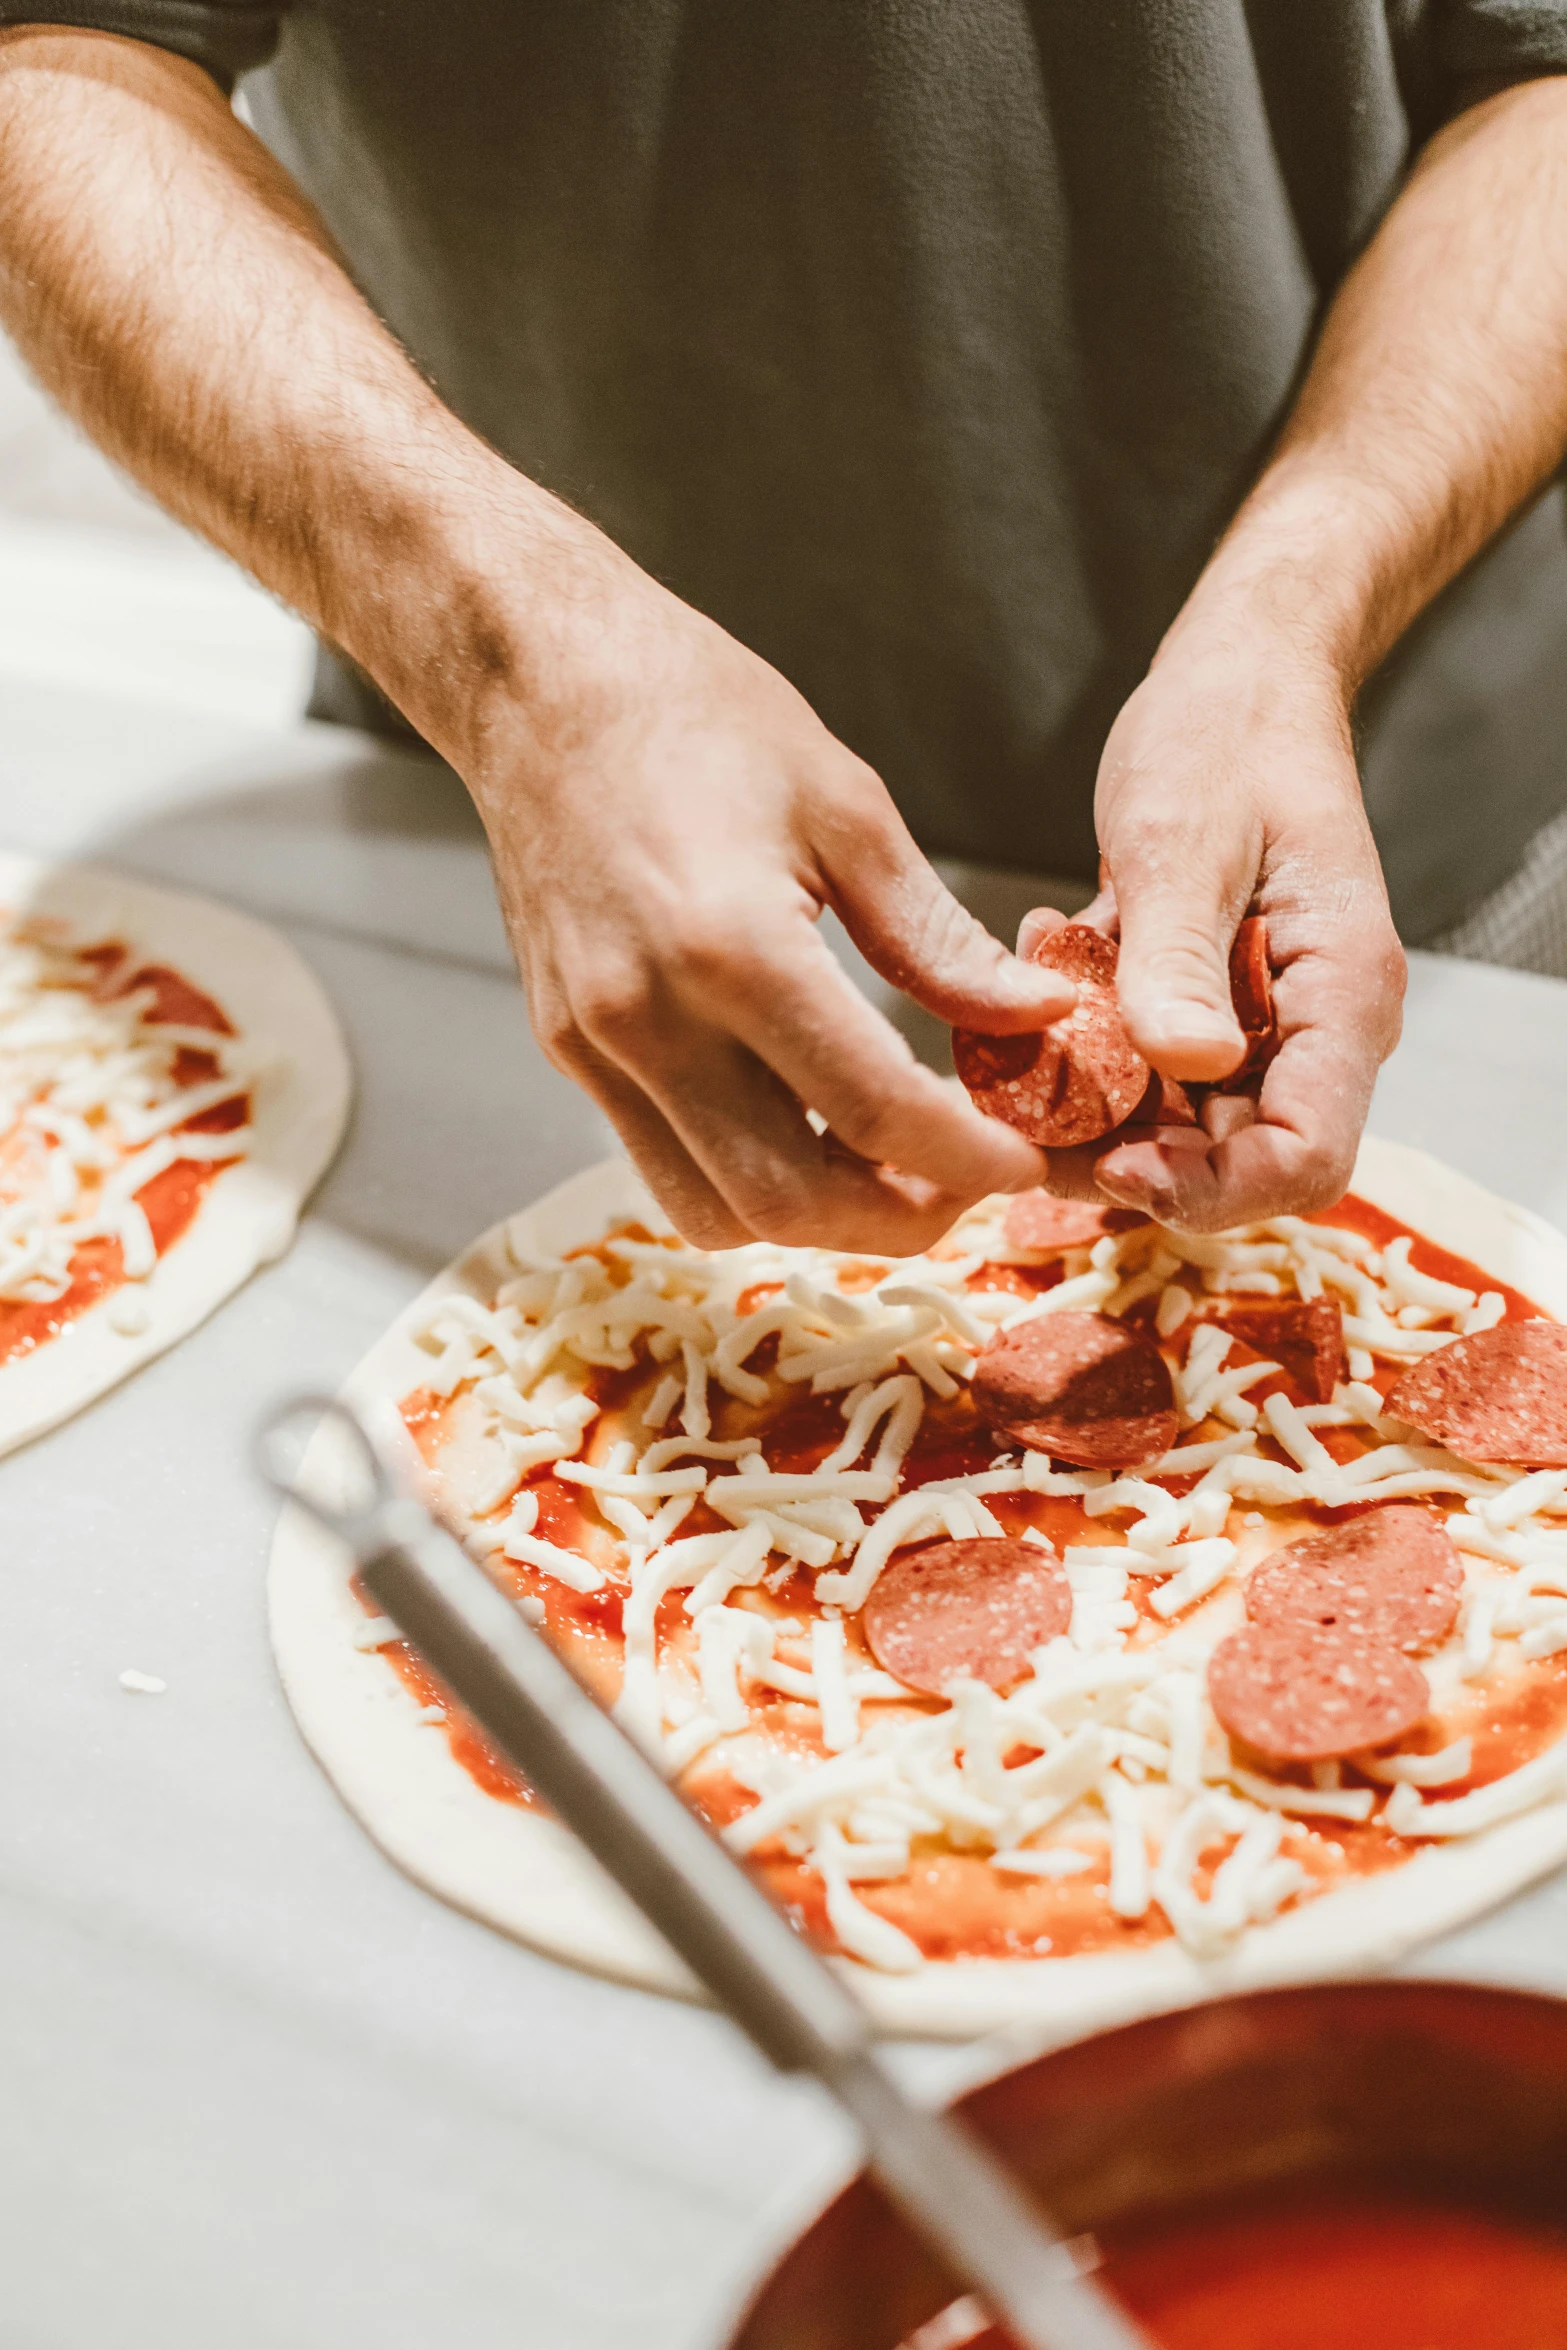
[1,5,1564,1253]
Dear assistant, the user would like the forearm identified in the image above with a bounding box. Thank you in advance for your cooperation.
[0,26,626,772]
[1165,75,1567,691]
[0,29,1080,1253]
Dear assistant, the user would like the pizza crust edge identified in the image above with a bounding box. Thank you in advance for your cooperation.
[0,852,351,1457]
[266,1140,1567,2039]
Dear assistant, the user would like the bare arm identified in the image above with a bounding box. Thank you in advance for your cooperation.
[1083,75,1567,1228]
[0,26,1075,1251]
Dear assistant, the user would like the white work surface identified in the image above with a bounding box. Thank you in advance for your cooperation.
[6,677,1567,2350]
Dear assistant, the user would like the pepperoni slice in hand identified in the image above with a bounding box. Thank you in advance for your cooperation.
[1001,1191,1144,1255]
[1140,1070,1200,1127]
[1208,1623,1430,1764]
[1219,915,1278,1086]
[1228,916,1274,1041]
[862,1536,1072,1696]
[972,1311,1178,1469]
[1386,1322,1567,1468]
[1217,1299,1347,1404]
[953,924,1149,1148]
[1244,1506,1464,1654]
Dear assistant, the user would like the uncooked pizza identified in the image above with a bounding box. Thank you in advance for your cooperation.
[271,1139,1567,2036]
[0,853,350,1454]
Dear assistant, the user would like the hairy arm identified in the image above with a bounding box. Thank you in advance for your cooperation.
[1082,74,1567,1229]
[0,26,1075,1251]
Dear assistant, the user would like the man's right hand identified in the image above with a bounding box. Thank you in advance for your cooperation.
[468,561,1075,1253]
[0,27,1069,1260]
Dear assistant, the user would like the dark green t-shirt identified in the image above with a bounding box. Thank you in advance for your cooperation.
[14,0,1567,936]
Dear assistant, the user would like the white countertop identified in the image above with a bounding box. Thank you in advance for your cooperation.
[6,677,1567,2350]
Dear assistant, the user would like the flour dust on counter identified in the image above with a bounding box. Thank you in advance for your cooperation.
[269,1141,1567,2038]
[0,853,350,1454]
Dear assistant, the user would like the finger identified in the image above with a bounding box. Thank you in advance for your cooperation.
[690,917,1051,1202]
[813,808,1078,1033]
[1202,1092,1257,1142]
[1093,1049,1358,1232]
[1035,1122,1211,1206]
[1101,800,1257,1082]
[532,1006,754,1248]
[1016,904,1069,960]
[1095,913,1403,1231]
[1094,1090,1339,1234]
[630,1022,995,1255]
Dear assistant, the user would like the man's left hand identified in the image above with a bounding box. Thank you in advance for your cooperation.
[1031,628,1406,1232]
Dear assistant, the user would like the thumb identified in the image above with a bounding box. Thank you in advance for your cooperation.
[1108,838,1252,1081]
[823,821,1077,1033]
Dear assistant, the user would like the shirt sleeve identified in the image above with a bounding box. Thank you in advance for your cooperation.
[1438,0,1567,83]
[0,2,284,87]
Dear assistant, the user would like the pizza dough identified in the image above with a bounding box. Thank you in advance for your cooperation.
[0,853,350,1455]
[268,1139,1567,2041]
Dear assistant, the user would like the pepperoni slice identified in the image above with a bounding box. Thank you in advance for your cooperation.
[1386,1321,1567,1468]
[972,1311,1178,1469]
[1118,1067,1201,1131]
[1002,1192,1144,1255]
[952,925,1149,1149]
[1206,916,1279,1095]
[1229,916,1273,1040]
[1208,1623,1430,1764]
[1216,1299,1347,1404]
[1244,1506,1464,1654]
[119,961,234,1035]
[862,1536,1072,1695]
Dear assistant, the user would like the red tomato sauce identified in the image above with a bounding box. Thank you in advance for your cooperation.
[1313,1195,1545,1328]
[0,1138,244,1365]
[975,2188,1567,2349]
[115,960,234,1035]
[0,945,244,1366]
[389,1192,1567,1964]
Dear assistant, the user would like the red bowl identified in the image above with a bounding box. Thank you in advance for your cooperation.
[729,1981,1567,2349]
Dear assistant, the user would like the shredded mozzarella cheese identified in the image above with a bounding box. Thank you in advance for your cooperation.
[386,1181,1567,1974]
[0,920,250,1311]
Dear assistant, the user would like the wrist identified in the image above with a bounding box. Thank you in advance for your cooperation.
[319,434,654,786]
[1157,463,1403,701]
[1144,595,1357,746]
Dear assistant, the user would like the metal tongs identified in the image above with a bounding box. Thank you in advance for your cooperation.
[259,1396,1153,2350]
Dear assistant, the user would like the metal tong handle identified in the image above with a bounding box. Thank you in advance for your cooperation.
[259,1395,1152,2350]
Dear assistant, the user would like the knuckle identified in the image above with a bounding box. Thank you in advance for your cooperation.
[831,1096,920,1168]
[1378,929,1409,1042]
[572,964,655,1052]
[1287,1137,1356,1216]
[1382,929,1409,995]
[664,906,755,997]
[810,751,895,831]
[531,990,589,1074]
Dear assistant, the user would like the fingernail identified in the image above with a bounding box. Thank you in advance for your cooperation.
[1097,1169,1171,1216]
